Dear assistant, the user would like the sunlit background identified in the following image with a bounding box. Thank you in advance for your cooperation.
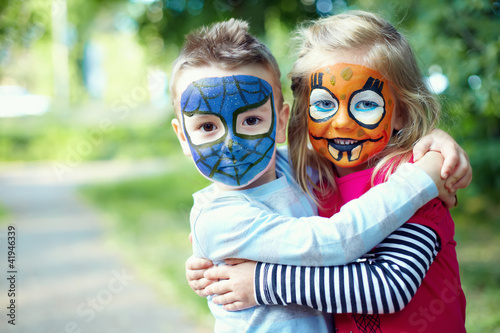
[0,0,499,332]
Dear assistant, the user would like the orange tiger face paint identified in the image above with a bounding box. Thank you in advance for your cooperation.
[308,63,396,168]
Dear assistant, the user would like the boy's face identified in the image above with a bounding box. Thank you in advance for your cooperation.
[307,62,398,171]
[172,66,288,189]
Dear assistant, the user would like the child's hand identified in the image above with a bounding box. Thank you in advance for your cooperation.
[185,255,215,297]
[204,260,258,311]
[413,129,472,192]
[414,151,457,208]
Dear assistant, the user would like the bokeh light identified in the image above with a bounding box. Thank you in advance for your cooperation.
[468,75,482,90]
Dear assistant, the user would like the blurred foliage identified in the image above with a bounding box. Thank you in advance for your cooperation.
[0,114,178,161]
[134,0,317,45]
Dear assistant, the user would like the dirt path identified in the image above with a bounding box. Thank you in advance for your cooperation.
[0,160,211,332]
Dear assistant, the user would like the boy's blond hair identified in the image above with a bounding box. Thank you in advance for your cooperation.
[288,10,441,205]
[170,19,283,117]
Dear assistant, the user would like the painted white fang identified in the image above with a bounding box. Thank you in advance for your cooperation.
[328,144,340,160]
[351,144,362,161]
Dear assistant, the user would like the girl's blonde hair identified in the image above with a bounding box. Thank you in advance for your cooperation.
[288,10,441,205]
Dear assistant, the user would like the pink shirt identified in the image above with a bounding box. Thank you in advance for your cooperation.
[317,167,466,333]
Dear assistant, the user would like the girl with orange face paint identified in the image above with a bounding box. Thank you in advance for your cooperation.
[308,63,396,170]
[252,12,467,333]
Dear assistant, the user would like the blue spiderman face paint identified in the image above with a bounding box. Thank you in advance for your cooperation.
[181,75,277,187]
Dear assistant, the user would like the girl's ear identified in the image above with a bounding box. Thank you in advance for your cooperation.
[393,105,404,131]
[171,118,192,157]
[276,103,290,144]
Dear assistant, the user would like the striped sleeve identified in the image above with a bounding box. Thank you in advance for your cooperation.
[254,223,440,314]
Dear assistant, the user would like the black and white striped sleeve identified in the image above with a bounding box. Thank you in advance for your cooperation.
[254,223,440,314]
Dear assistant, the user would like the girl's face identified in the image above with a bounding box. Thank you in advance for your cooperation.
[307,62,398,175]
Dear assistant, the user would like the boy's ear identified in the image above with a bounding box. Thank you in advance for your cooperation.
[171,118,192,157]
[275,103,290,144]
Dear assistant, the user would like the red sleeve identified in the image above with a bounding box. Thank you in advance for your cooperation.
[405,198,455,246]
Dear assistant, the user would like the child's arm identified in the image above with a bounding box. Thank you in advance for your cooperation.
[193,156,441,267]
[414,128,472,192]
[253,223,438,314]
[204,223,439,313]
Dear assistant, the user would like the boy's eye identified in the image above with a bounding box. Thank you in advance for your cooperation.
[183,114,225,145]
[235,100,272,136]
[243,116,261,126]
[355,101,379,111]
[200,123,217,132]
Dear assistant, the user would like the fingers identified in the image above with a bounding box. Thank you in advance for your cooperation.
[186,265,205,282]
[212,292,237,305]
[440,191,457,209]
[204,265,231,280]
[205,280,232,297]
[212,293,256,312]
[189,278,216,297]
[185,256,215,297]
[439,149,459,180]
[213,293,254,311]
[412,136,433,162]
[425,134,472,191]
[444,154,472,191]
[451,167,473,190]
[185,256,213,270]
[223,301,253,312]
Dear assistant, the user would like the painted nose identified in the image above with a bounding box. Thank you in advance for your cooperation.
[221,138,233,155]
[222,137,243,156]
[329,106,353,131]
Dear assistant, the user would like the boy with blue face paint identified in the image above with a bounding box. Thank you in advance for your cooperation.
[180,74,277,188]
[170,19,465,332]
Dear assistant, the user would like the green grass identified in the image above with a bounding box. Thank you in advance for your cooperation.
[80,166,500,332]
[79,156,213,328]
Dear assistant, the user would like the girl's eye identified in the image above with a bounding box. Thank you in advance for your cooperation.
[200,123,217,132]
[309,88,338,121]
[355,101,379,111]
[313,100,337,111]
[243,116,261,126]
